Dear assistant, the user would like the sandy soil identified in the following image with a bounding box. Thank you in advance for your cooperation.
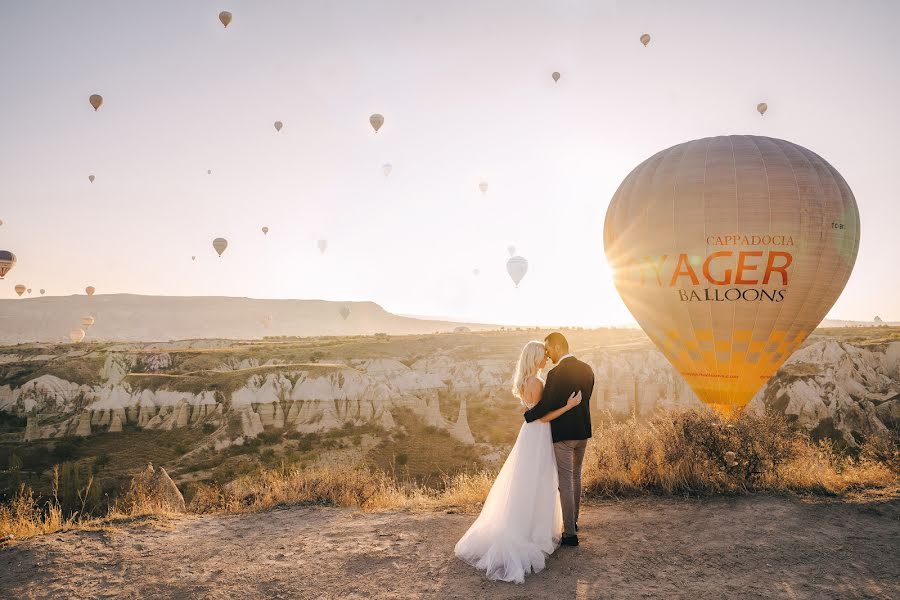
[1,496,898,599]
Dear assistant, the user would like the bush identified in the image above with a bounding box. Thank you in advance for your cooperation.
[395,453,409,466]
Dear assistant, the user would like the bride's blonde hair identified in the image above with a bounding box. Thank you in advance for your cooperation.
[512,341,546,400]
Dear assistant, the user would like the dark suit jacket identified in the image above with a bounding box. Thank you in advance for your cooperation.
[523,356,594,443]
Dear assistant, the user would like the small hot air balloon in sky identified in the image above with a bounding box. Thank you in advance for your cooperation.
[274,121,283,132]
[89,94,103,111]
[213,238,228,257]
[604,135,860,415]
[39,289,45,295]
[207,169,212,175]
[88,174,95,183]
[0,251,15,279]
[85,286,95,296]
[757,102,768,116]
[369,113,384,133]
[69,329,85,344]
[262,226,269,235]
[27,288,31,295]
[262,315,273,328]
[507,245,516,257]
[14,284,26,297]
[479,180,489,194]
[317,239,328,254]
[552,71,561,82]
[506,256,528,287]
[339,306,351,320]
[640,33,651,47]
[219,11,232,28]
[81,316,95,330]
[472,268,480,276]
[382,163,392,177]
[191,256,196,261]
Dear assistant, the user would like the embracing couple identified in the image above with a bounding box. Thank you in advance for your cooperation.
[455,332,595,583]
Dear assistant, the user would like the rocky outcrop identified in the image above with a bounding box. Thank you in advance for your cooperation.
[131,464,186,512]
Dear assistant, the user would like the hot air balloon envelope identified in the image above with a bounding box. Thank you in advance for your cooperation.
[69,329,85,343]
[757,102,768,116]
[81,316,95,329]
[552,71,561,82]
[88,175,95,183]
[640,34,651,46]
[479,181,488,194]
[317,240,328,254]
[603,135,860,414]
[506,256,528,287]
[219,11,232,27]
[14,284,26,296]
[213,238,228,257]
[0,251,15,279]
[85,286,95,296]
[369,113,384,133]
[382,163,392,177]
[89,94,103,111]
[274,121,283,132]
[339,306,351,320]
[262,226,269,235]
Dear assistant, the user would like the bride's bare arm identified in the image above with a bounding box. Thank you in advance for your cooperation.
[538,391,582,423]
[522,377,543,410]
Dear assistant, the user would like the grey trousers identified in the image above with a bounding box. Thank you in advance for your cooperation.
[553,439,588,537]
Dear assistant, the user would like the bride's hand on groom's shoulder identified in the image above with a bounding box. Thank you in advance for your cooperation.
[566,390,582,409]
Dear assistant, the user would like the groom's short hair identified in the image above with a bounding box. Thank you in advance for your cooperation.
[544,332,569,352]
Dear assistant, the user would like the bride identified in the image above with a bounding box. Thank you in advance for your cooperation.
[454,340,582,583]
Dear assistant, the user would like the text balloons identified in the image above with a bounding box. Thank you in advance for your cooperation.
[757,102,768,116]
[640,34,651,47]
[213,238,228,257]
[506,256,528,287]
[0,251,15,279]
[15,284,25,297]
[85,286,95,296]
[369,113,384,133]
[603,135,860,414]
[89,94,103,111]
[219,11,232,28]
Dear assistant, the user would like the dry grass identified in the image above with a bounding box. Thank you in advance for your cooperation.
[3,411,897,542]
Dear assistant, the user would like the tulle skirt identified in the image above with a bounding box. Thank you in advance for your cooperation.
[454,420,563,583]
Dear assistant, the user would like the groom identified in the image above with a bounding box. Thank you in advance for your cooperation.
[523,332,594,547]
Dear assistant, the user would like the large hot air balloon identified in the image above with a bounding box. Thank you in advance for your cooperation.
[39,289,45,295]
[274,121,283,132]
[14,284,25,297]
[603,135,860,414]
[88,174,95,183]
[262,226,269,235]
[85,286,95,296]
[69,329,85,344]
[479,180,488,194]
[213,238,228,257]
[552,71,561,82]
[506,256,528,287]
[369,113,384,133]
[339,306,351,320]
[382,163,392,177]
[317,239,328,254]
[219,11,232,28]
[757,102,768,116]
[89,94,103,111]
[507,245,516,257]
[81,316,95,330]
[0,251,15,279]
[640,34,651,47]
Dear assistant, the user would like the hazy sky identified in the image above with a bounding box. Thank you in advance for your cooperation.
[1,1,898,326]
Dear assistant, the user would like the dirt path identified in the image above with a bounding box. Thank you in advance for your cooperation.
[2,496,898,599]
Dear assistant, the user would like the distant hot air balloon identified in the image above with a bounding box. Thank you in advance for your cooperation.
[757,102,768,116]
[603,135,860,415]
[14,284,25,297]
[369,113,384,133]
[472,268,480,276]
[0,251,15,279]
[26,288,31,295]
[219,11,232,28]
[85,286,95,296]
[213,238,228,257]
[89,94,103,111]
[39,289,45,295]
[479,180,488,194]
[81,316,95,330]
[207,169,212,175]
[191,256,196,261]
[552,71,561,82]
[262,315,273,328]
[317,239,328,254]
[274,121,283,132]
[88,175,95,183]
[640,34,651,47]
[382,163,392,177]
[507,245,516,257]
[262,226,269,235]
[506,256,528,287]
[69,329,85,344]
[339,306,351,320]
[874,315,883,323]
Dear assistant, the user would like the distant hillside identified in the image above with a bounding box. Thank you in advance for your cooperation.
[0,294,491,343]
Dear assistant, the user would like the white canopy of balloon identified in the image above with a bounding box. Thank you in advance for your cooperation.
[0,14,778,343]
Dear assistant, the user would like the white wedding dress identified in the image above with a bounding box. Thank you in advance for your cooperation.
[454,389,563,583]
